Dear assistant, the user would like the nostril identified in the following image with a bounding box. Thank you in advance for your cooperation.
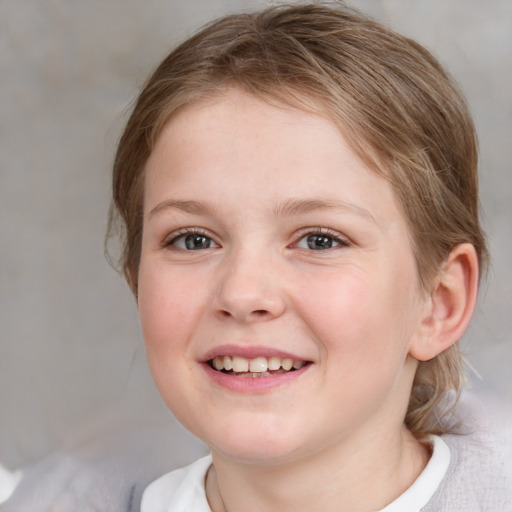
[217,308,270,321]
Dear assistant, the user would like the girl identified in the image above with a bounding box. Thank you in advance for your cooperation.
[112,2,509,511]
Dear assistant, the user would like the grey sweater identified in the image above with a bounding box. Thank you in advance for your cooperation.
[422,395,512,511]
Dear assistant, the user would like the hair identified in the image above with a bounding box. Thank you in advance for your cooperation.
[108,2,488,438]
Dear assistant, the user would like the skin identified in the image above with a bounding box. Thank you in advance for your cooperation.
[137,90,450,511]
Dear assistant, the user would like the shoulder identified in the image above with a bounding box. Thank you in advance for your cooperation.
[141,455,212,512]
[423,392,512,511]
[2,424,207,512]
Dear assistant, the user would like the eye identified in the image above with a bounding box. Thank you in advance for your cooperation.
[166,230,219,251]
[295,230,348,251]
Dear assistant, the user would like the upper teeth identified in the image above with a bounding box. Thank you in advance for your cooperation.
[211,355,305,373]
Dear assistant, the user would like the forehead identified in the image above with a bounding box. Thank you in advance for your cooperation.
[149,86,387,177]
[144,90,406,232]
[147,90,360,179]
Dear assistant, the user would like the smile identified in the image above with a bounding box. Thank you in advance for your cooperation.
[209,355,308,377]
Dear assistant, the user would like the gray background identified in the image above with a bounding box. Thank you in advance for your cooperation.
[1,0,511,471]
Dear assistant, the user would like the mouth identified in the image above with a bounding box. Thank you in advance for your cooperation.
[208,355,310,378]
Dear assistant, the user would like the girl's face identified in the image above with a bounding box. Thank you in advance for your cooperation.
[138,90,428,464]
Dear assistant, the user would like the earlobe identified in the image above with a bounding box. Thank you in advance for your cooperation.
[409,243,479,362]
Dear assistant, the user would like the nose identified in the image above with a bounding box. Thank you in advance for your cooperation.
[212,250,286,324]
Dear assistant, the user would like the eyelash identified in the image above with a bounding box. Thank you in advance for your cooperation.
[163,228,219,250]
[162,227,350,251]
[293,227,350,251]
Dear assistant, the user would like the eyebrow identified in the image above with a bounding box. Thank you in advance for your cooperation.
[148,199,216,219]
[272,198,377,224]
[148,197,376,223]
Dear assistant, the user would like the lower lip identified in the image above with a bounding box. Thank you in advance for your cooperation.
[202,363,311,393]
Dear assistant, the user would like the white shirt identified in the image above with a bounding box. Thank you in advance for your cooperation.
[141,436,450,512]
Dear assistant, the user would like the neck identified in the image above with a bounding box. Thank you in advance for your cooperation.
[206,426,429,512]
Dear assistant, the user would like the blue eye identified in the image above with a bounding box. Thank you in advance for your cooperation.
[169,232,218,250]
[296,232,346,250]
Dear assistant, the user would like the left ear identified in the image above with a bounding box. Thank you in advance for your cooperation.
[409,243,479,362]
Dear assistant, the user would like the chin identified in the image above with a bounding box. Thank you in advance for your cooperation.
[198,419,311,466]
[214,442,302,466]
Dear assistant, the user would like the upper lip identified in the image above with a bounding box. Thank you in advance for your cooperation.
[200,344,311,363]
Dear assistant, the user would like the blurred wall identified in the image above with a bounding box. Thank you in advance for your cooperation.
[1,0,511,470]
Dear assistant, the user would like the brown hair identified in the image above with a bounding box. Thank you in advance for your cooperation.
[108,2,488,437]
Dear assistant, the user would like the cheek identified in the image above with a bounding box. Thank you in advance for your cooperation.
[137,261,203,358]
[294,266,418,361]
[137,262,207,416]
